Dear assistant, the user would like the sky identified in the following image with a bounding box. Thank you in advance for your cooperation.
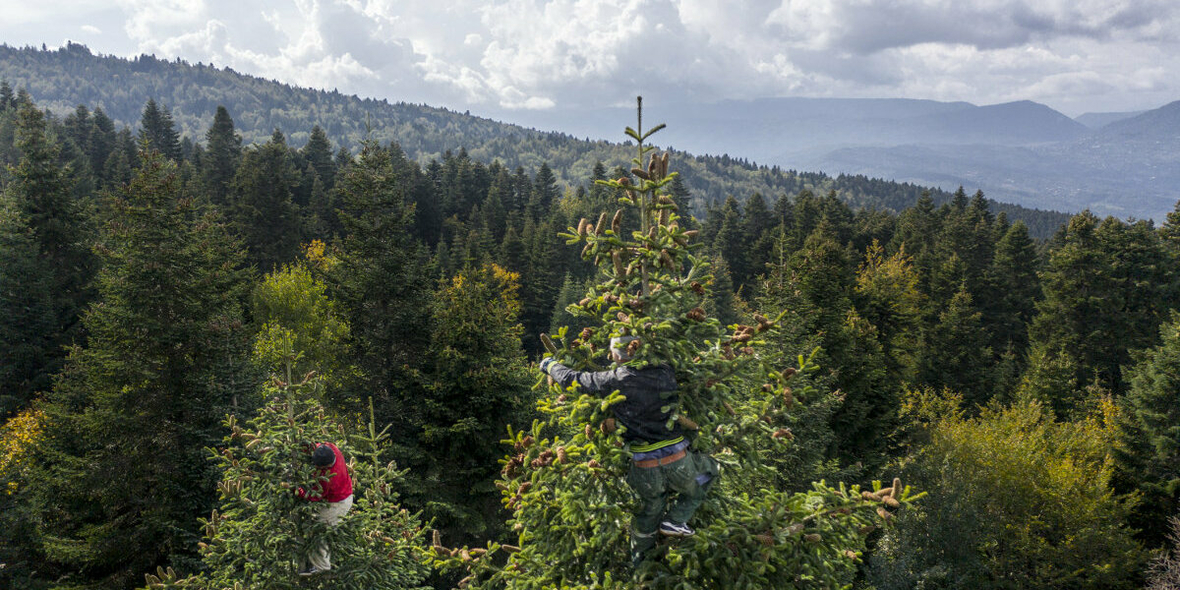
[1,0,1177,118]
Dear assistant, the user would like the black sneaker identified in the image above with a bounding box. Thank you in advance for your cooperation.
[658,521,694,537]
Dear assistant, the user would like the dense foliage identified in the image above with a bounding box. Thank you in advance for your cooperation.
[870,393,1144,589]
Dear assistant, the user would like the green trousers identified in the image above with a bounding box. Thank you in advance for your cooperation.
[627,450,718,564]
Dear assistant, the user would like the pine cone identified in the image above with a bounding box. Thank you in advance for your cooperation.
[772,428,793,440]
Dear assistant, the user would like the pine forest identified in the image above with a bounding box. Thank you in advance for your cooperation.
[2,67,1180,590]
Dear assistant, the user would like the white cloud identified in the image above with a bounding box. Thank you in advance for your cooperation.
[81,25,103,34]
[34,0,1179,115]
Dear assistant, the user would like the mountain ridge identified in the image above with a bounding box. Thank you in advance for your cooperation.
[0,42,1072,234]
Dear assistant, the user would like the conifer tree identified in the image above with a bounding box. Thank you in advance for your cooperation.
[854,240,923,385]
[550,273,594,338]
[63,105,92,159]
[230,129,301,272]
[401,264,534,545]
[89,107,117,189]
[527,162,559,221]
[781,223,896,467]
[919,285,993,409]
[0,80,14,112]
[743,192,775,289]
[520,217,562,352]
[1,101,94,414]
[1162,201,1180,255]
[330,140,431,422]
[704,253,741,328]
[138,364,430,590]
[0,196,55,416]
[138,98,182,161]
[889,190,940,295]
[711,195,750,293]
[302,125,336,191]
[432,100,908,589]
[25,151,253,587]
[1025,212,1168,399]
[200,105,241,206]
[984,221,1040,363]
[1116,312,1180,543]
[105,127,138,186]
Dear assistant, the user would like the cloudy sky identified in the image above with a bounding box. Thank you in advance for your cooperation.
[2,0,1176,117]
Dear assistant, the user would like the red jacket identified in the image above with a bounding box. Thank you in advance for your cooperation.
[297,442,353,503]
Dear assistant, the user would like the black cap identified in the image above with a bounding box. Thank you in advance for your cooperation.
[312,444,336,467]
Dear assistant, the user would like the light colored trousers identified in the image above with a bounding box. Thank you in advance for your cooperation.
[309,494,353,570]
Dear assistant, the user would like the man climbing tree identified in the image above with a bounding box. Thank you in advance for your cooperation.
[539,335,718,565]
[296,442,354,576]
[430,98,913,589]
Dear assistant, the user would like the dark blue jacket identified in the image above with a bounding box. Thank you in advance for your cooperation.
[547,362,683,446]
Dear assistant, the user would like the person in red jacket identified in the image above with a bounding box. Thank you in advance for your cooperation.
[296,442,353,576]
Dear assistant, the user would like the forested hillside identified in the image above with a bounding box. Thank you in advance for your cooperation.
[0,43,1069,237]
[2,84,1180,590]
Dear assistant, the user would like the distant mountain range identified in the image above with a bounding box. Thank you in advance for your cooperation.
[488,97,1180,221]
[0,43,1072,234]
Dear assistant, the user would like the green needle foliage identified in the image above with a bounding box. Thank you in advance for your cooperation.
[431,99,914,590]
[141,373,431,590]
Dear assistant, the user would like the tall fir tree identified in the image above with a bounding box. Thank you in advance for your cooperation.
[330,141,432,425]
[200,105,241,206]
[527,162,559,221]
[229,129,301,272]
[402,264,534,547]
[1116,312,1180,544]
[1026,212,1171,402]
[301,125,336,191]
[0,101,94,414]
[709,195,749,293]
[984,221,1041,366]
[88,107,117,190]
[138,99,182,161]
[919,285,993,409]
[142,307,430,590]
[854,240,924,386]
[21,151,253,588]
[0,196,56,416]
[784,223,895,468]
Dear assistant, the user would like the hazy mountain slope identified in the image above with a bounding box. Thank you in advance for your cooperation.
[1096,101,1180,140]
[487,97,1084,164]
[907,101,1087,145]
[1075,110,1146,128]
[804,100,1180,221]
